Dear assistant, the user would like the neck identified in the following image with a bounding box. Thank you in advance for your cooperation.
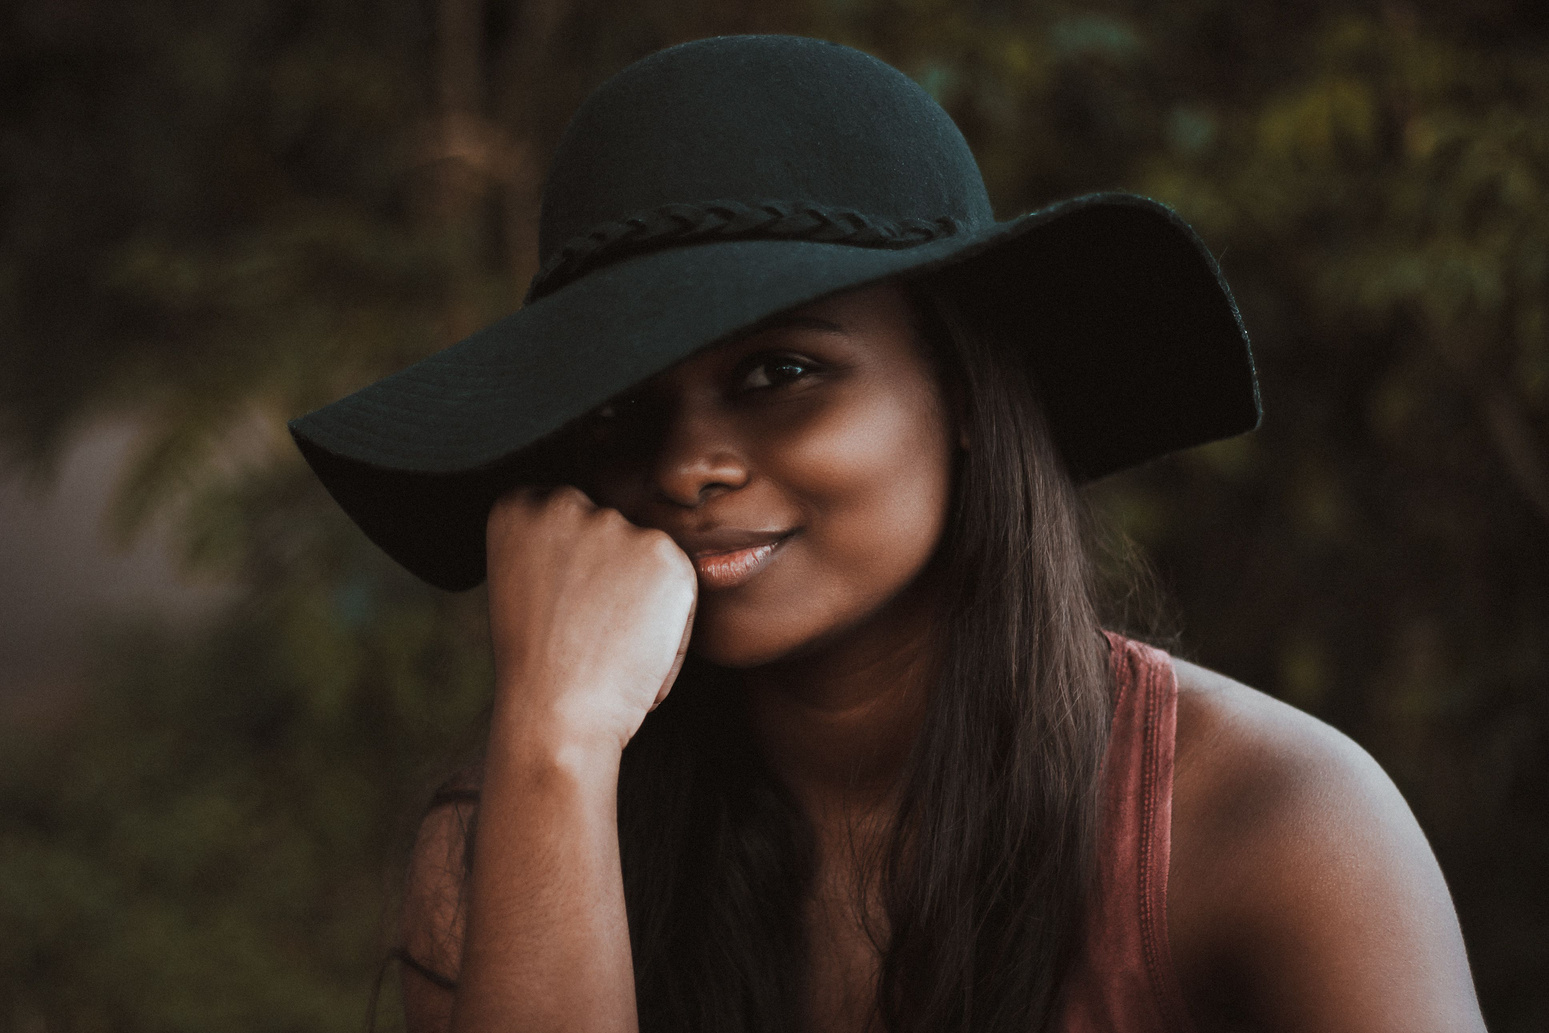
[740,583,941,828]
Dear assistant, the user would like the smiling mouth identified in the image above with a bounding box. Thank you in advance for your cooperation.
[692,535,792,590]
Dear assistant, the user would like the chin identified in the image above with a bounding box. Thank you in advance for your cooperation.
[687,616,799,669]
[686,597,823,669]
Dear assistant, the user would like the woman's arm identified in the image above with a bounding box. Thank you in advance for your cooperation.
[1168,659,1487,1033]
[451,721,634,1033]
[401,486,696,1033]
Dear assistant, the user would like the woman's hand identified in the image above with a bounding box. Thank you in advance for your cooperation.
[484,484,697,756]
[428,486,695,1033]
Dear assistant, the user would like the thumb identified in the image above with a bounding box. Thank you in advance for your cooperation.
[651,587,697,711]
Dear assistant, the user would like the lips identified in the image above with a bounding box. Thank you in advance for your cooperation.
[682,530,794,590]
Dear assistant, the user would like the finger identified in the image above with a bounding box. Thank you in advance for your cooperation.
[486,484,548,540]
[545,483,599,508]
[496,481,551,507]
[653,586,697,709]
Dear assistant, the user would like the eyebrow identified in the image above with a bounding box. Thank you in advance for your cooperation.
[749,312,847,336]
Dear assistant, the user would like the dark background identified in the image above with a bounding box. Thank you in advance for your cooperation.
[2,0,1545,1029]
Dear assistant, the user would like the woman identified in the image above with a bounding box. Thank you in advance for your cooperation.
[292,35,1486,1033]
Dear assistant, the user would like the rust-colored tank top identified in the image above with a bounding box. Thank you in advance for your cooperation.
[1056,633,1194,1033]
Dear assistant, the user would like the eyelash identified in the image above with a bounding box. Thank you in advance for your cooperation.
[739,353,821,390]
[586,353,822,433]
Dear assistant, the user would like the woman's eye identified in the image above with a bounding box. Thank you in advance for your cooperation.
[586,396,642,436]
[741,356,817,390]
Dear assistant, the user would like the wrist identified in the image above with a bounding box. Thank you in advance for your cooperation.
[487,697,627,789]
[491,660,646,750]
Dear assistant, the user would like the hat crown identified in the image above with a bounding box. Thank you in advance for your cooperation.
[292,36,1258,591]
[537,36,995,268]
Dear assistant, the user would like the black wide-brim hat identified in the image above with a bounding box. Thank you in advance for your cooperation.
[290,35,1260,592]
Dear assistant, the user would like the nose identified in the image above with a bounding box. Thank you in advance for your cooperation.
[649,399,749,507]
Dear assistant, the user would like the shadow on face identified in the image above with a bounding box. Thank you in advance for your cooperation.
[552,282,960,668]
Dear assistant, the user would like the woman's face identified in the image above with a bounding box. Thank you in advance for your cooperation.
[571,282,958,668]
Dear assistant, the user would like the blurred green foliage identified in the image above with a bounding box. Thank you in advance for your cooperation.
[2,0,1546,1030]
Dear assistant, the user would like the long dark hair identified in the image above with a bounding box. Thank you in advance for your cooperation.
[610,273,1114,1033]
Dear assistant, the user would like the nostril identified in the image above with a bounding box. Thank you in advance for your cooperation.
[646,407,747,506]
[653,456,749,507]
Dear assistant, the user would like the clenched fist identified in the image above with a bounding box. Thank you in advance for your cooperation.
[484,486,697,756]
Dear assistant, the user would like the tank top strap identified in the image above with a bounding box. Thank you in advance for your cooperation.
[1056,632,1194,1033]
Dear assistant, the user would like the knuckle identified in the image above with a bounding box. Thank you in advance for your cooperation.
[486,491,528,537]
[645,530,691,572]
[548,484,593,512]
[492,484,544,516]
[593,504,628,526]
[590,507,634,540]
[638,526,672,552]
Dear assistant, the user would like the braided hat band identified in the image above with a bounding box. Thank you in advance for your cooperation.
[526,200,964,303]
[289,36,1259,591]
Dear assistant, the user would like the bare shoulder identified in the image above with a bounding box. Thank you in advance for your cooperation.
[1166,658,1485,1033]
[1169,656,1391,831]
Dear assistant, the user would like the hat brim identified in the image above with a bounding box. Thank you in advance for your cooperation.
[290,192,1259,591]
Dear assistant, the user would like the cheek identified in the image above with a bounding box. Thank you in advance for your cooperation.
[798,388,954,580]
[693,379,956,666]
